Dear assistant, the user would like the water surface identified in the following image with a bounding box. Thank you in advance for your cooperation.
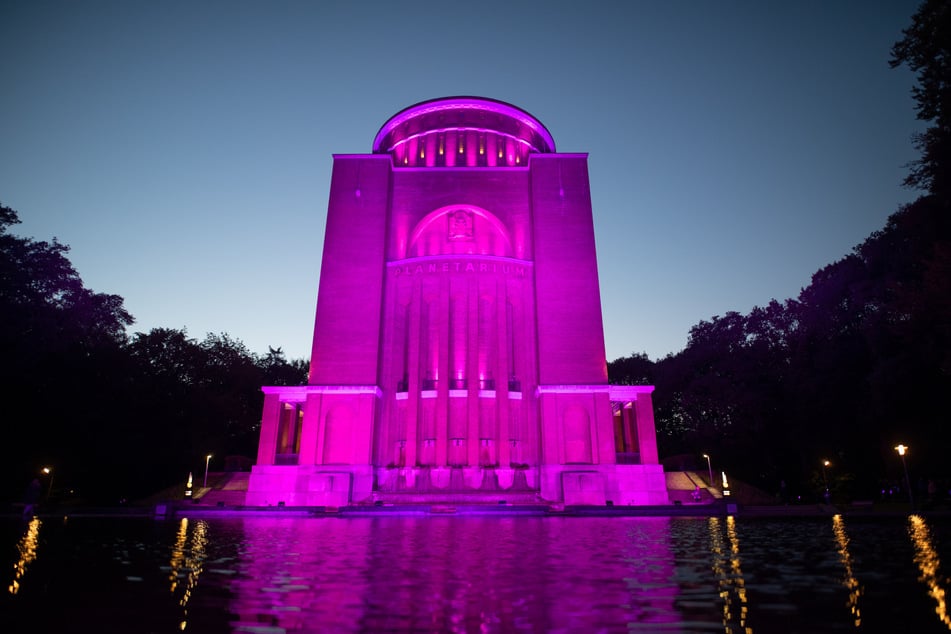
[4,513,951,632]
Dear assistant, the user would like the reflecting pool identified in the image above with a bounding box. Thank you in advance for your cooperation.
[4,513,951,633]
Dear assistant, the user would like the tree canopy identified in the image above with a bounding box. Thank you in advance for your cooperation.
[3,1,947,507]
[890,0,951,197]
[610,1,951,501]
[0,204,307,504]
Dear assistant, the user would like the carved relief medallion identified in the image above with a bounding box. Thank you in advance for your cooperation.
[448,209,474,241]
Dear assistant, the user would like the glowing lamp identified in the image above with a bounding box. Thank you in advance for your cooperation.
[896,444,914,507]
[42,466,54,500]
[203,454,212,489]
[702,453,714,490]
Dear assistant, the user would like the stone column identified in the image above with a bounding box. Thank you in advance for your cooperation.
[496,277,510,467]
[435,276,450,467]
[256,392,283,465]
[633,392,659,465]
[405,281,421,467]
[466,276,480,467]
[298,393,322,465]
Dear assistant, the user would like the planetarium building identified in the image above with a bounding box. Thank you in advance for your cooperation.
[246,97,668,507]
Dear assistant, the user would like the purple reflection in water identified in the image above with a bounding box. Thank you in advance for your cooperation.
[228,517,678,632]
[7,515,951,633]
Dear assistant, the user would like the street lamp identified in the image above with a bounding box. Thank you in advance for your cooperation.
[203,454,212,489]
[42,466,54,500]
[702,454,714,489]
[821,460,831,503]
[896,444,914,508]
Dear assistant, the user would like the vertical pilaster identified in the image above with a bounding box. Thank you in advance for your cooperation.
[405,281,421,467]
[466,276,480,466]
[496,278,510,467]
[634,392,659,465]
[299,393,322,465]
[256,392,283,465]
[436,276,450,466]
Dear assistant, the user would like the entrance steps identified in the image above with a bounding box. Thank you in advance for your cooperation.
[197,489,248,506]
[193,472,249,506]
[665,470,719,504]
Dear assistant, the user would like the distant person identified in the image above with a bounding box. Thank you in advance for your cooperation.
[22,478,41,517]
[692,486,702,502]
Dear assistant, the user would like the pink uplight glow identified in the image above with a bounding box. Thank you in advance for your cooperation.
[246,97,667,507]
[373,96,556,155]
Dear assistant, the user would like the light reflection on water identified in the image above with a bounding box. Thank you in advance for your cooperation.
[7,516,41,595]
[831,514,863,628]
[3,513,951,633]
[909,514,951,629]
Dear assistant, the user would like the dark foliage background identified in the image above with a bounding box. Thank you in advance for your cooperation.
[0,208,307,504]
[2,1,946,506]
[610,0,951,503]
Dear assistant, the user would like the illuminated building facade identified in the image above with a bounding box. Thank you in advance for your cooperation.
[246,97,668,506]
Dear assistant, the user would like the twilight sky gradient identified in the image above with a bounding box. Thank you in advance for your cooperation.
[0,1,925,363]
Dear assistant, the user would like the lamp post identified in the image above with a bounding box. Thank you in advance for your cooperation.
[203,454,212,489]
[703,454,714,489]
[896,444,914,509]
[42,466,54,501]
[821,460,831,503]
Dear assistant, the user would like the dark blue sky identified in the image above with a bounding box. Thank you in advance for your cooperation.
[0,1,924,362]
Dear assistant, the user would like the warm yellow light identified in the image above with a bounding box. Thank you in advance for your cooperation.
[42,467,51,475]
[909,514,950,627]
[703,454,709,459]
[206,454,212,461]
[823,460,831,467]
[896,444,908,456]
[8,516,41,595]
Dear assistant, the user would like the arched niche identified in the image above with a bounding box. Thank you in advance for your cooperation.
[407,204,512,258]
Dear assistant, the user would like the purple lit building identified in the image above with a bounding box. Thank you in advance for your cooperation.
[246,97,668,506]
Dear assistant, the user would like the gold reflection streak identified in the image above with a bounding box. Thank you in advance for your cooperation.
[169,518,189,593]
[725,516,752,633]
[708,517,729,628]
[179,520,209,609]
[832,514,862,627]
[8,517,42,595]
[908,514,951,630]
[167,518,209,631]
[709,517,753,633]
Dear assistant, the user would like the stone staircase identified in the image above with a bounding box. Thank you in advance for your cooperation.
[193,472,249,506]
[182,469,748,508]
[665,470,719,505]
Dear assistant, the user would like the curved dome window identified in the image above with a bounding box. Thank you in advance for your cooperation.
[374,97,555,168]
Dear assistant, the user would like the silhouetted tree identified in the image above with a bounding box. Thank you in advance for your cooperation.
[0,203,136,503]
[1,203,309,504]
[890,0,951,197]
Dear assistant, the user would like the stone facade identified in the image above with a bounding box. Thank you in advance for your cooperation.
[246,97,668,506]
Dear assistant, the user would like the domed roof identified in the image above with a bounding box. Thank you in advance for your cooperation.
[373,97,555,166]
